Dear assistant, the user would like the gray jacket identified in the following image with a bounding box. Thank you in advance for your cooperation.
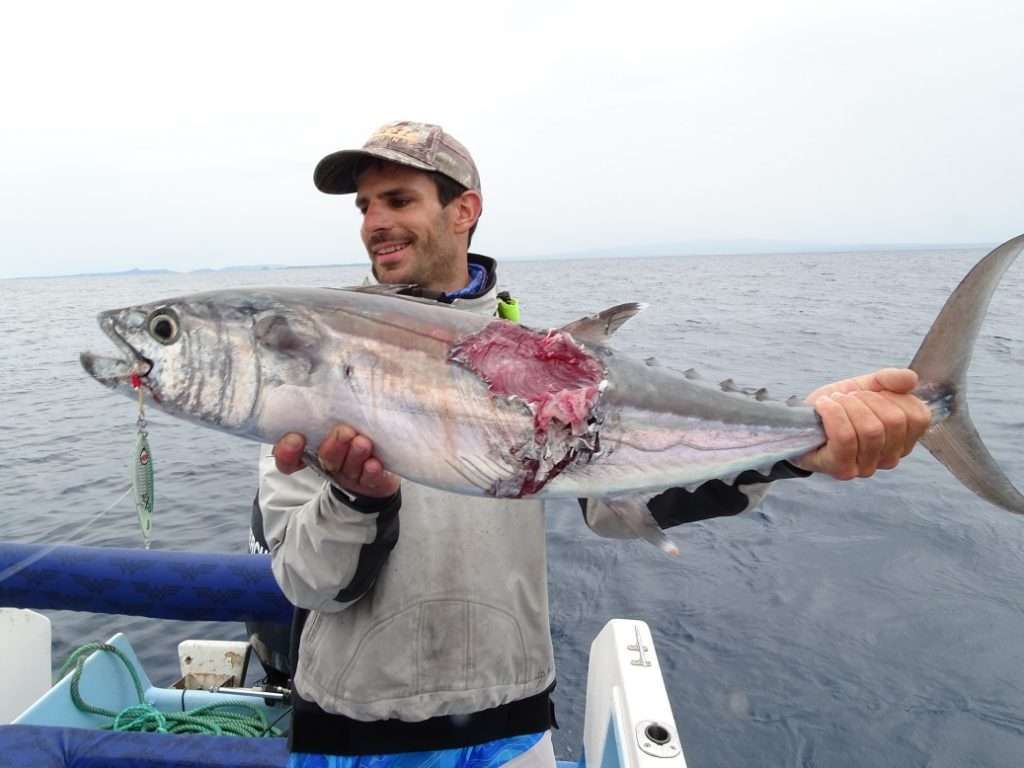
[261,281,557,722]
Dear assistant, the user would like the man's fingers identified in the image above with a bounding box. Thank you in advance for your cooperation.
[841,368,918,394]
[804,380,852,404]
[808,395,859,478]
[804,374,868,404]
[360,458,382,490]
[341,436,373,482]
[876,391,932,457]
[273,432,307,475]
[869,367,919,394]
[800,370,931,481]
[318,424,356,474]
[836,393,886,476]
[907,397,932,450]
[360,458,389,489]
[805,368,920,403]
[277,424,398,497]
[360,461,400,497]
[852,391,906,470]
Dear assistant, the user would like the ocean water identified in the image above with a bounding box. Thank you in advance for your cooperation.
[1,248,1023,766]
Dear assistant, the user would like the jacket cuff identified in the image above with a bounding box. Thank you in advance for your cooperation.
[646,459,812,529]
[331,489,402,604]
[330,484,402,515]
[772,460,813,480]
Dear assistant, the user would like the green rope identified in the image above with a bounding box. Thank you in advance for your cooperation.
[57,642,282,737]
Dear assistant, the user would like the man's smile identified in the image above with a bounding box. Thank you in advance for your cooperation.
[372,241,413,267]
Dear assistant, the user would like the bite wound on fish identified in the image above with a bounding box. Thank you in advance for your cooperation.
[449,322,606,497]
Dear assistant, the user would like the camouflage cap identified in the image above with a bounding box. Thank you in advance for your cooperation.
[314,121,480,195]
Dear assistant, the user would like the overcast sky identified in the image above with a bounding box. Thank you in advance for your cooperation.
[1,0,1021,278]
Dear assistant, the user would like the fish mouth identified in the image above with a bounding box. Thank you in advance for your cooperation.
[80,312,153,389]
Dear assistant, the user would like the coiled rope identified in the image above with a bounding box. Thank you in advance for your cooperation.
[57,642,282,737]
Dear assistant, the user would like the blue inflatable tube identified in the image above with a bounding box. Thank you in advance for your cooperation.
[0,725,288,768]
[0,543,293,623]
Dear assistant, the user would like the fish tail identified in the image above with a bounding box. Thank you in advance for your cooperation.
[909,234,1024,513]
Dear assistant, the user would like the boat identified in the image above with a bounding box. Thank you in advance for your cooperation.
[0,542,689,767]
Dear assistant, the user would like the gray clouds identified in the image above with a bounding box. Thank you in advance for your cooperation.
[1,0,1021,277]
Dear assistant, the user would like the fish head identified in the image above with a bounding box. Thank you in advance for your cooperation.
[81,294,263,433]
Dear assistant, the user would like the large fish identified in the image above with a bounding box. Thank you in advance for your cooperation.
[82,235,1024,552]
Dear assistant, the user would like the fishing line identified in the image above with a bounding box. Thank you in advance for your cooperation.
[0,485,131,585]
[0,367,159,586]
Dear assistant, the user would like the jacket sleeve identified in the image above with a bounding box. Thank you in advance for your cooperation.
[580,461,811,536]
[258,444,400,613]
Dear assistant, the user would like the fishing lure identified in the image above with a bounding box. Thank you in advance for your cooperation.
[130,371,154,548]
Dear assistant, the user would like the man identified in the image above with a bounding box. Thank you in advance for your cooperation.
[254,121,932,767]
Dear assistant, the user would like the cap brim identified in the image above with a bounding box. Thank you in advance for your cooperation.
[313,147,437,194]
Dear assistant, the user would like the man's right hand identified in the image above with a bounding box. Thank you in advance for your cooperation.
[273,425,401,499]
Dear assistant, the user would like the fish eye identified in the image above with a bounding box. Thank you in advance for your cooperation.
[147,309,180,344]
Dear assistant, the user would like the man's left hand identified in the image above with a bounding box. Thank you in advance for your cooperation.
[794,368,932,480]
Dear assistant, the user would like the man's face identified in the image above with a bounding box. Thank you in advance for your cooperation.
[355,162,463,291]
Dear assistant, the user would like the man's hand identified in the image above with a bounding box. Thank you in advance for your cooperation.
[794,368,932,480]
[274,425,400,498]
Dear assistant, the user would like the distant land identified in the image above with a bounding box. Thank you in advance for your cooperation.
[6,239,994,280]
[8,263,364,280]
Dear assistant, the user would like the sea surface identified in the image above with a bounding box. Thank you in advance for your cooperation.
[1,248,1023,766]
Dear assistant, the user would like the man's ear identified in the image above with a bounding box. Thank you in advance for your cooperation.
[452,190,482,236]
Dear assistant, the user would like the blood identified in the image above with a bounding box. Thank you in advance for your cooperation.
[450,322,604,436]
[516,451,579,496]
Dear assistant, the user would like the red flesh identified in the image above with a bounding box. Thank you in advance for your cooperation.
[450,322,604,436]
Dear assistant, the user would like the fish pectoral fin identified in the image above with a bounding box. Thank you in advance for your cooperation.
[585,496,680,556]
[560,302,646,345]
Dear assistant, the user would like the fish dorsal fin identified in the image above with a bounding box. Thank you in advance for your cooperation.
[560,302,645,345]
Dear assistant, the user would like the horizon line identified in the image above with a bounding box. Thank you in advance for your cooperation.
[1,239,998,281]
